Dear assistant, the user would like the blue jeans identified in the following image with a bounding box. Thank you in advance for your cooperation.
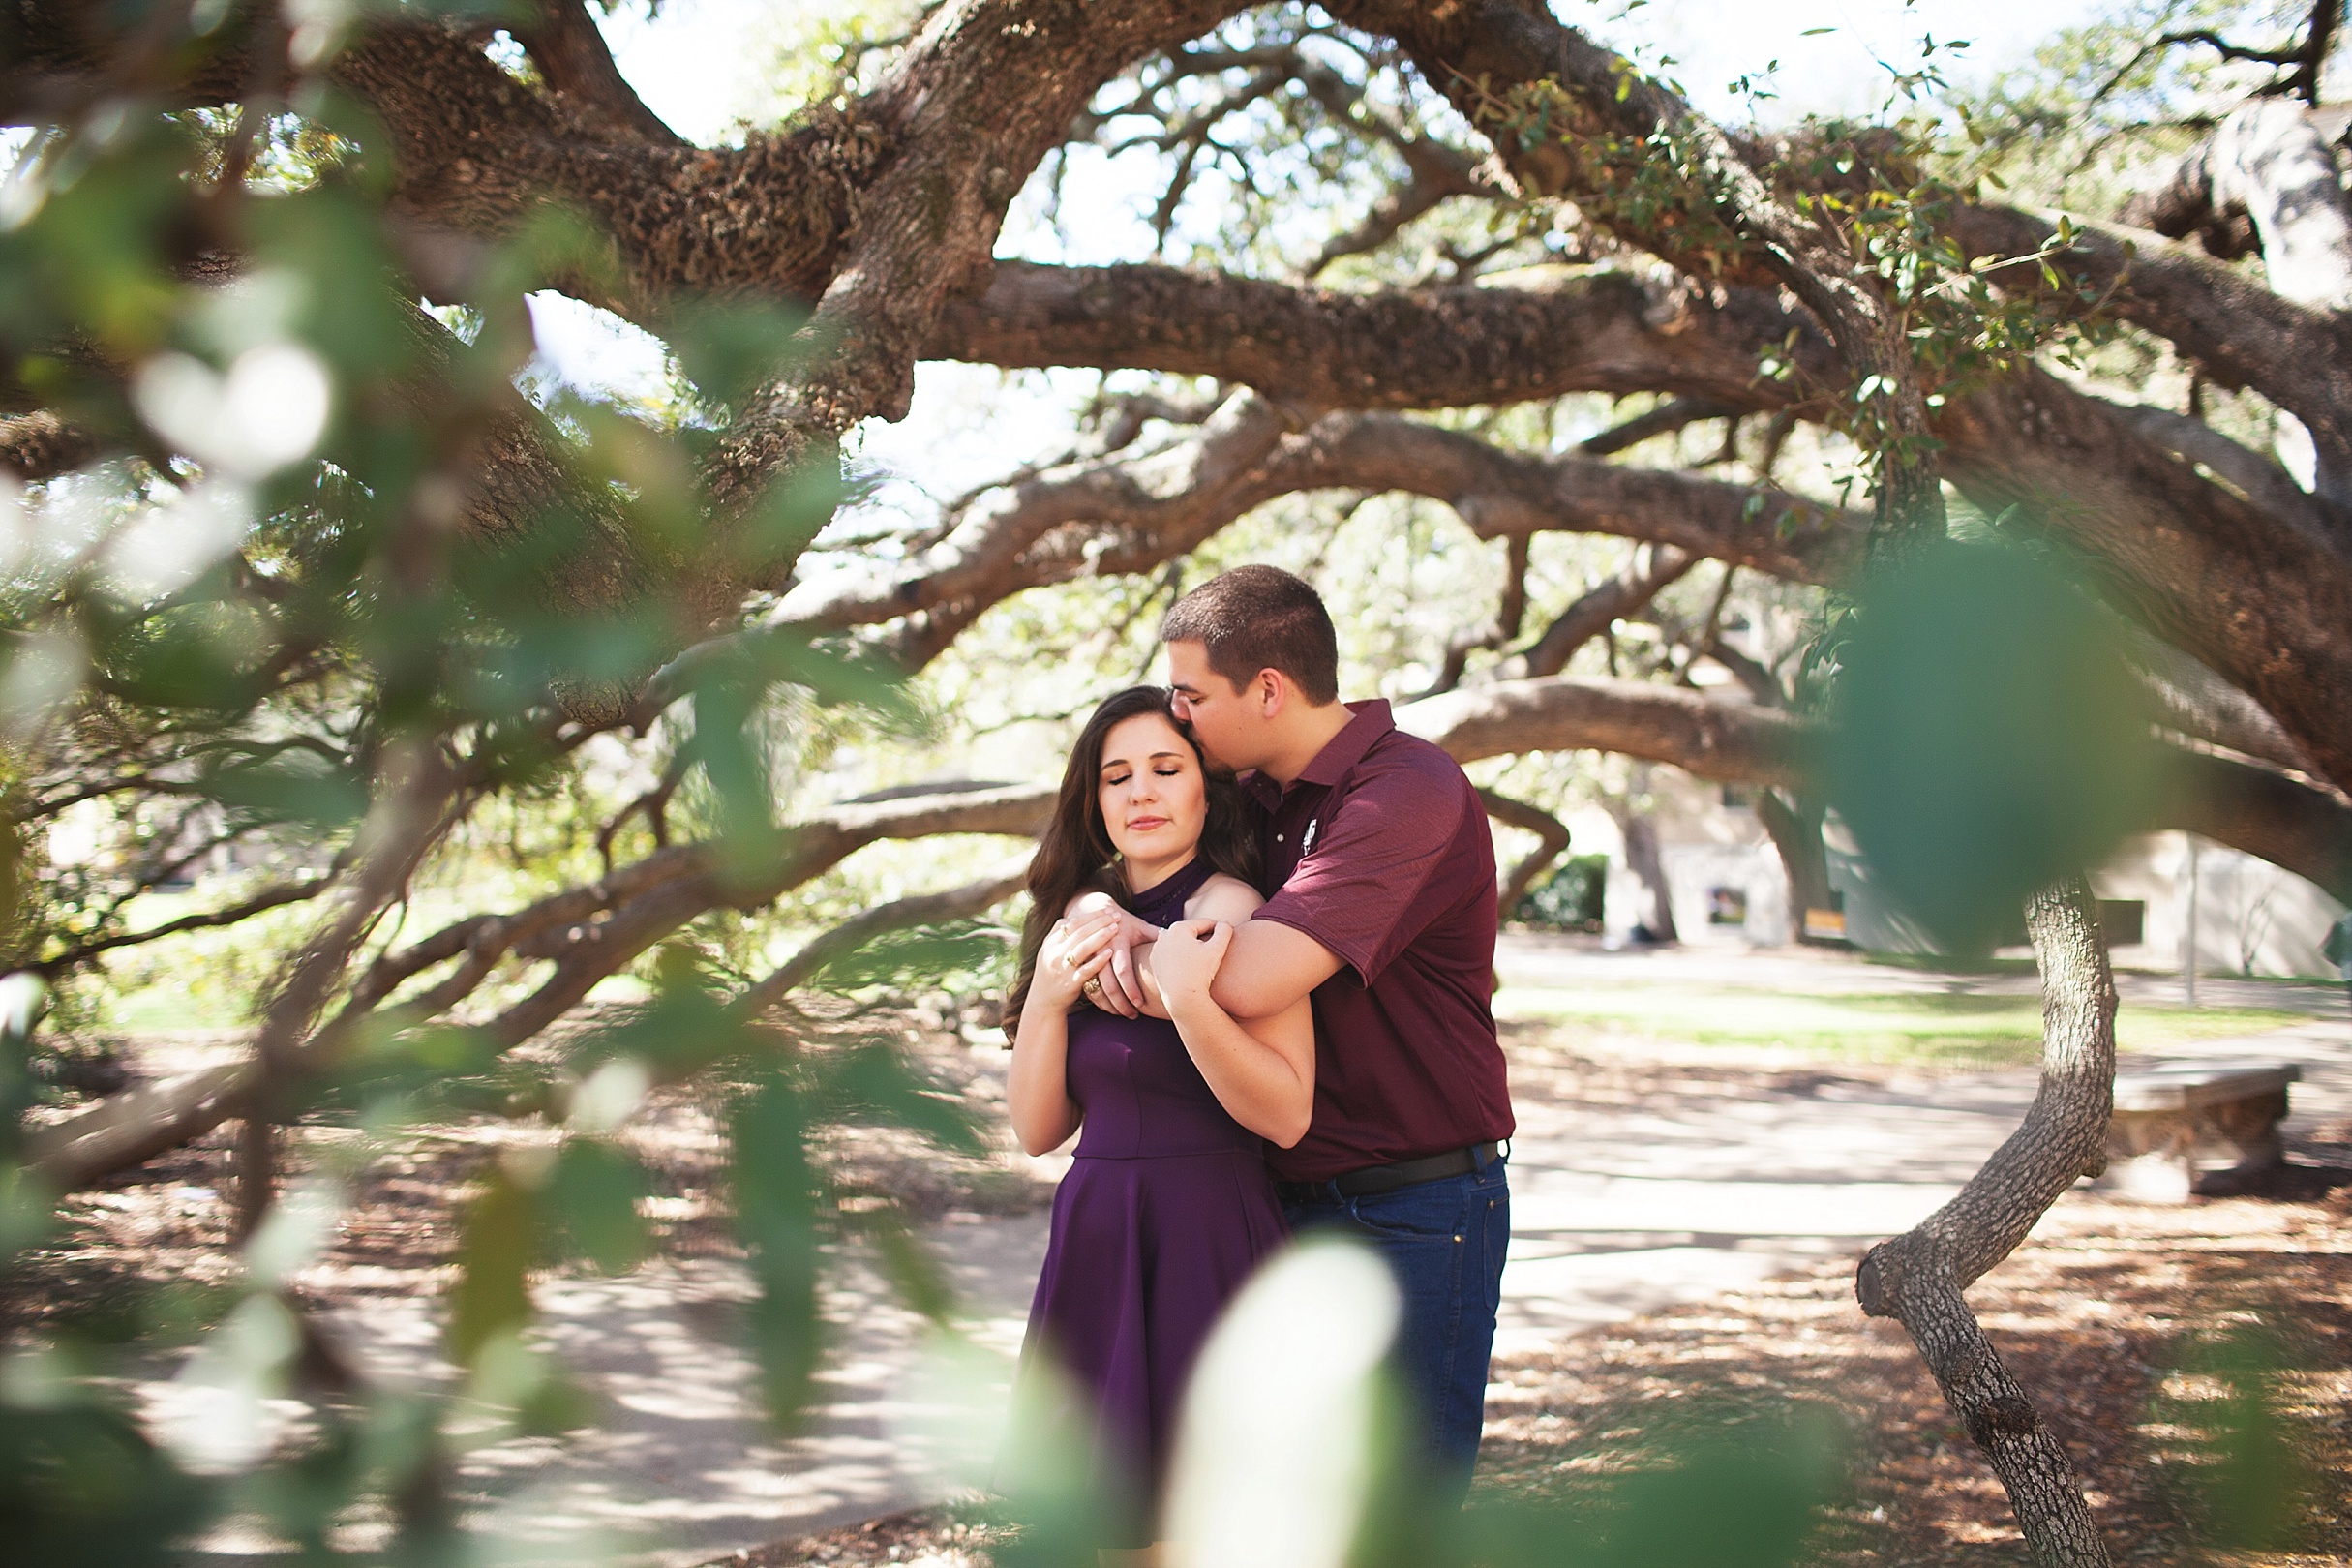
[1282,1146,1509,1503]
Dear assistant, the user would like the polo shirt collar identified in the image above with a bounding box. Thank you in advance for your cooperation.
[1296,699,1394,788]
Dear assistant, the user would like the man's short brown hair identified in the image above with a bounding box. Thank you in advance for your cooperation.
[1161,564,1340,705]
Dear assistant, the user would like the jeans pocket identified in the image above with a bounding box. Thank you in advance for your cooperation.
[1345,1178,1472,1243]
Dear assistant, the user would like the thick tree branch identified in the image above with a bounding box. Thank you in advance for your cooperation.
[1477,789,1572,916]
[1327,0,1950,545]
[1938,367,2352,795]
[2093,396,2338,549]
[514,0,684,147]
[777,403,1859,674]
[1951,197,2352,530]
[930,261,2352,787]
[1398,675,1809,787]
[928,260,1835,414]
[1402,677,2352,902]
[734,859,1029,1018]
[0,412,101,482]
[1494,543,1696,682]
[24,780,1054,1192]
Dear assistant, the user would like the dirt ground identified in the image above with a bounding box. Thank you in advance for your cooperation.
[693,1184,2352,1568]
[12,1009,2352,1566]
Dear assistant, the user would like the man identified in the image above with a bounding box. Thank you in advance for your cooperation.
[1098,564,1514,1499]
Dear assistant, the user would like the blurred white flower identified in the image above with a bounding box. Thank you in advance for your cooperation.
[0,474,25,580]
[154,1294,301,1473]
[284,0,356,69]
[102,478,252,602]
[0,625,86,738]
[1166,1239,1402,1568]
[569,1056,652,1135]
[245,1180,343,1292]
[134,342,331,479]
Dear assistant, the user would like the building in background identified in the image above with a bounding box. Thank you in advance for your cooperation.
[1551,787,2345,978]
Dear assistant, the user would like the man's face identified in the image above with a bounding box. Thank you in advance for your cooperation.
[1165,640,1261,771]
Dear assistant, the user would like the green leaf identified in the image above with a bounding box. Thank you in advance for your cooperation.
[814,1042,988,1158]
[201,753,370,830]
[543,1139,650,1276]
[447,1161,535,1367]
[732,1073,822,1429]
[668,297,815,410]
[1825,541,2163,951]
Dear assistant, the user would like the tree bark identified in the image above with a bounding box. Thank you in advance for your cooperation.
[1755,789,1834,937]
[1857,878,2118,1568]
[1616,811,1678,943]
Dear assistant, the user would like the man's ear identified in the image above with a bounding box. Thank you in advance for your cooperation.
[1254,668,1288,718]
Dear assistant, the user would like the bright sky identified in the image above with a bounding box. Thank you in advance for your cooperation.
[596,0,2114,140]
[528,0,2117,500]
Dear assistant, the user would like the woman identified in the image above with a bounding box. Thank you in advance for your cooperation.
[1002,685,1315,1557]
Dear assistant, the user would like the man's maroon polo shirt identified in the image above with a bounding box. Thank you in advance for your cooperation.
[1244,700,1515,1184]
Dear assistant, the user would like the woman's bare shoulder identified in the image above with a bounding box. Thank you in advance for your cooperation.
[1189,872,1265,921]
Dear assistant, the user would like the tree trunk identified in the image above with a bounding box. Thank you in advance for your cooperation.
[1618,812,1678,943]
[1857,877,2118,1567]
[1755,788,1834,940]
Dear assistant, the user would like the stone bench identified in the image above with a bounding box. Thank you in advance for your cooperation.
[2100,1061,2302,1201]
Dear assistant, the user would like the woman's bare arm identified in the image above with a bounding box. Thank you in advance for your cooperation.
[1152,876,1316,1147]
[1009,913,1117,1155]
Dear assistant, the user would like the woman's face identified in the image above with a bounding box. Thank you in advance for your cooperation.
[1096,710,1208,873]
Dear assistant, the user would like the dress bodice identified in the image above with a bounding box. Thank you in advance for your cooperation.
[1065,859,1260,1159]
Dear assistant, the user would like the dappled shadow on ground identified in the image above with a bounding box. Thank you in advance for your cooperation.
[1474,1186,2352,1566]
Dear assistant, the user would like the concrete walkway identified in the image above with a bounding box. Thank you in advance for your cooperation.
[1489,937,2352,1352]
[172,941,2352,1565]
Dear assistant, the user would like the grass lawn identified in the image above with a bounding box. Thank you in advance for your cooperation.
[1493,987,2311,1067]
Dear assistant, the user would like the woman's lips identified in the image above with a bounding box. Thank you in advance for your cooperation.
[1127,816,1169,832]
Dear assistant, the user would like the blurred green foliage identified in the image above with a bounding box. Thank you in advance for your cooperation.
[1513,854,1610,932]
[0,13,989,1559]
[1824,541,2160,951]
[2150,1322,2323,1553]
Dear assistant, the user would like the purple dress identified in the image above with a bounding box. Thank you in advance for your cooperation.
[1010,857,1289,1543]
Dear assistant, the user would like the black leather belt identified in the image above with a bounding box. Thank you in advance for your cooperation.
[1277,1141,1504,1202]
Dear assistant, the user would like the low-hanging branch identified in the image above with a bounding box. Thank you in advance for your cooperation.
[774,400,1864,678]
[25,781,1058,1194]
[1476,789,1573,916]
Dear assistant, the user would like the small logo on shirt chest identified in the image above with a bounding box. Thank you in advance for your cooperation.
[1300,818,1319,855]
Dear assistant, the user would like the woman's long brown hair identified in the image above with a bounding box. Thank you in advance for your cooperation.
[1000,686,1260,1032]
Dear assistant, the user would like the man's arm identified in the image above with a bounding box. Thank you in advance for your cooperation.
[1208,916,1345,1020]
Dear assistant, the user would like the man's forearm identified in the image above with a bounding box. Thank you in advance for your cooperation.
[1208,917,1344,1020]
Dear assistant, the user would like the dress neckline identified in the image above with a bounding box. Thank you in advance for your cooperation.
[1125,855,1215,922]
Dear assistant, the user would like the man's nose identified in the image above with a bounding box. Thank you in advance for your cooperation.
[1170,692,1193,720]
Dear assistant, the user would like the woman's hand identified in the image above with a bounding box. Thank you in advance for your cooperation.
[1030,911,1122,1013]
[1151,918,1232,1009]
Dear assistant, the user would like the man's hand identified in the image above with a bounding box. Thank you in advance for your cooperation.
[1064,890,1160,1017]
[1151,919,1232,1011]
